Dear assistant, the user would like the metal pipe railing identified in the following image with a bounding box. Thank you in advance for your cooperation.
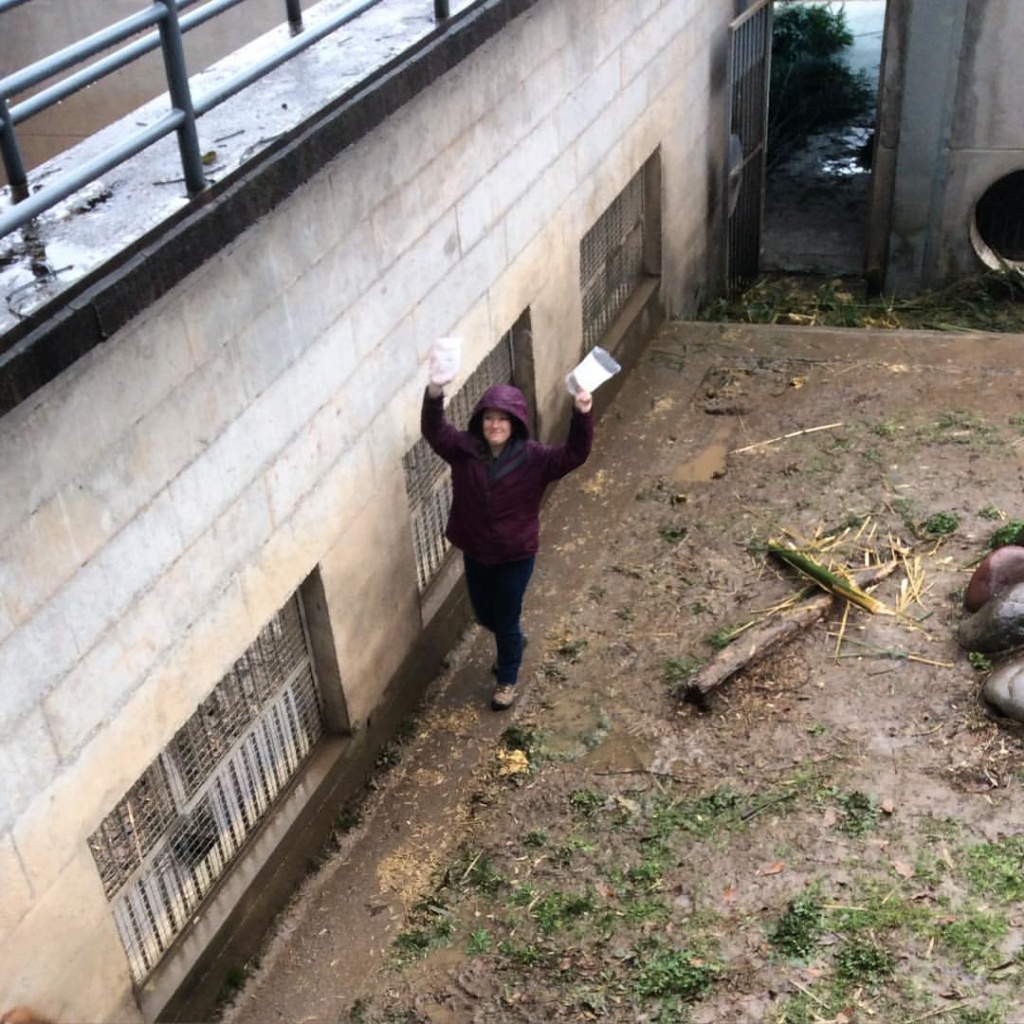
[193,0,383,116]
[0,0,456,240]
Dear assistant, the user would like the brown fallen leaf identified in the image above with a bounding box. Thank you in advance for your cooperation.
[759,861,785,876]
[722,884,739,903]
[892,859,915,879]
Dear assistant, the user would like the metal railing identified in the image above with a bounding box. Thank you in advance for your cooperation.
[0,0,453,240]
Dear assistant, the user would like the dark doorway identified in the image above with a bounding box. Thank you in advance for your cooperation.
[760,0,886,276]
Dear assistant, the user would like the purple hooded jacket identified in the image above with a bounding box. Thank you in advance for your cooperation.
[421,383,594,565]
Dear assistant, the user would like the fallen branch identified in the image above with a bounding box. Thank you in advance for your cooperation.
[730,421,843,454]
[768,542,892,614]
[682,562,899,703]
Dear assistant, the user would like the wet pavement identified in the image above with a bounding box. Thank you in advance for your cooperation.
[0,0,463,336]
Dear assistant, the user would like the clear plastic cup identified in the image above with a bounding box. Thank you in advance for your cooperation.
[430,336,462,382]
[566,345,621,394]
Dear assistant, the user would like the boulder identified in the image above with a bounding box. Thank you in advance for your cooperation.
[964,545,1024,611]
[958,581,1024,653]
[982,661,1024,722]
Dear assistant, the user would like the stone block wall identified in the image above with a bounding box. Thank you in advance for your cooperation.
[0,0,733,1018]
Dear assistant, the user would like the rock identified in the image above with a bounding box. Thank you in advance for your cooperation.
[964,545,1024,611]
[957,581,1024,653]
[982,661,1024,721]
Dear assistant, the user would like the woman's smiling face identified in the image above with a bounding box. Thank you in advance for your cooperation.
[482,409,512,452]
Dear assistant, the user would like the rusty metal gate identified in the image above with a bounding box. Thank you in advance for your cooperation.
[727,0,773,294]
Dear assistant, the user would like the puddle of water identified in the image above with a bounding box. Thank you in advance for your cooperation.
[670,426,733,483]
[579,731,655,773]
[671,440,729,483]
[538,691,608,759]
[535,689,658,770]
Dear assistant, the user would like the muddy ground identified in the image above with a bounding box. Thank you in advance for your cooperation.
[225,320,1024,1024]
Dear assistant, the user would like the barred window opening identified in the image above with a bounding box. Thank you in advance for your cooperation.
[580,167,648,350]
[403,334,515,592]
[88,594,323,983]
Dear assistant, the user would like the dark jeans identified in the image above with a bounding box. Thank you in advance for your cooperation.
[463,554,535,684]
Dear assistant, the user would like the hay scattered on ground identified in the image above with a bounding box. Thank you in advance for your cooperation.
[702,270,1024,332]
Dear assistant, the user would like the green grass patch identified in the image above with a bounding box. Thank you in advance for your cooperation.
[465,927,492,954]
[921,510,960,536]
[833,937,896,989]
[769,889,826,960]
[532,889,598,934]
[989,520,1024,549]
[962,834,1024,901]
[834,789,882,836]
[634,946,719,1000]
[938,907,1009,969]
[393,916,453,962]
[663,655,702,687]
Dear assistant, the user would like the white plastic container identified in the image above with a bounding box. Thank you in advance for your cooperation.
[565,345,621,395]
[429,336,462,383]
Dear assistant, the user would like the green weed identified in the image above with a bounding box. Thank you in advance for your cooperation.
[466,928,492,954]
[634,947,719,1000]
[663,655,702,687]
[968,651,992,672]
[833,937,896,989]
[706,621,754,650]
[989,520,1024,549]
[569,788,604,816]
[954,1005,1007,1024]
[659,524,689,544]
[393,916,453,961]
[451,851,504,894]
[962,835,1024,901]
[921,510,960,536]
[650,789,742,840]
[496,939,547,967]
[334,804,364,833]
[769,890,825,960]
[938,908,1008,969]
[532,889,597,934]
[834,789,881,836]
[555,638,589,662]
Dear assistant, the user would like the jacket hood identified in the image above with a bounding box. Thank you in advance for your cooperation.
[468,384,531,440]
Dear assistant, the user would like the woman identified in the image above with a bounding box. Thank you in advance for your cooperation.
[422,364,594,710]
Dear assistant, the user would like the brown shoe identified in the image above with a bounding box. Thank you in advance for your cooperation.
[491,683,518,711]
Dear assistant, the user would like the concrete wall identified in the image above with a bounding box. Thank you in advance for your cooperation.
[880,0,1024,290]
[0,0,286,181]
[0,0,734,1019]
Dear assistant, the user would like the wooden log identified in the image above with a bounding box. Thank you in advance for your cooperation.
[682,561,900,703]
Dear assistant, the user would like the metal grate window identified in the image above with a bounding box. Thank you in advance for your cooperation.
[580,168,647,350]
[404,334,515,592]
[88,595,323,983]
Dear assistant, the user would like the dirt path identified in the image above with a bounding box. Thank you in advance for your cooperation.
[225,321,1024,1024]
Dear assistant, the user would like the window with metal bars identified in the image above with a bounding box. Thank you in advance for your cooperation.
[87,594,323,983]
[580,166,648,351]
[403,333,515,592]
